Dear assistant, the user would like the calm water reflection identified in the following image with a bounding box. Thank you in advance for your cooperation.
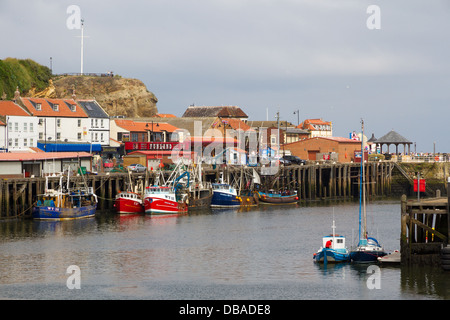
[0,200,449,299]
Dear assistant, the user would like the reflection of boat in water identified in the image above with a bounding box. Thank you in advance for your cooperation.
[33,170,97,221]
[313,219,350,263]
[257,190,298,204]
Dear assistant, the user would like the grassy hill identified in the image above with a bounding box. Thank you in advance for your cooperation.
[0,58,52,99]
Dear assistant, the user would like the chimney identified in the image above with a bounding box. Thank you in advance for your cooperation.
[14,86,20,101]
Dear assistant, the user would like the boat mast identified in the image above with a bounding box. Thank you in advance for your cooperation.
[358,118,367,243]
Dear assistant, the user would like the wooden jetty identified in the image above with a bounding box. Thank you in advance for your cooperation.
[400,185,450,268]
[0,161,396,219]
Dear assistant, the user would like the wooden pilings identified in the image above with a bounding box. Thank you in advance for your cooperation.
[0,161,395,219]
[401,194,448,266]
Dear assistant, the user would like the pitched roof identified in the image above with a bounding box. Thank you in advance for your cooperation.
[283,136,360,146]
[375,130,412,144]
[298,118,332,131]
[76,100,109,118]
[182,105,248,118]
[0,101,31,116]
[21,98,89,118]
[156,113,176,118]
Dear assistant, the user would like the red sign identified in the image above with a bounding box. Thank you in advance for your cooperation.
[125,142,178,151]
[414,179,426,192]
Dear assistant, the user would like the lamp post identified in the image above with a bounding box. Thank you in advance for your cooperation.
[293,109,300,127]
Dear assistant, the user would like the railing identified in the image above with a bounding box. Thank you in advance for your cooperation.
[54,73,116,77]
[396,154,450,163]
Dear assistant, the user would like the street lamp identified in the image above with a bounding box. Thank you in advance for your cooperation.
[293,109,300,127]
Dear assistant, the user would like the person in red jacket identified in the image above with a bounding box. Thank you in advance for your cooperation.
[325,239,332,248]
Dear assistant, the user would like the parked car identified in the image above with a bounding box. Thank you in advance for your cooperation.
[128,164,147,173]
[282,155,306,165]
[278,158,292,166]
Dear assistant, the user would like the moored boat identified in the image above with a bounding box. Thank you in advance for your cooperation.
[33,172,97,221]
[257,190,298,204]
[211,183,240,208]
[313,220,350,263]
[350,119,387,263]
[114,191,144,214]
[144,186,188,215]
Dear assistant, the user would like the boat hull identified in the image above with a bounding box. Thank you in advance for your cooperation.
[350,250,387,263]
[257,192,298,204]
[32,205,97,221]
[188,190,213,209]
[211,191,241,208]
[144,197,188,215]
[314,248,350,263]
[114,197,144,214]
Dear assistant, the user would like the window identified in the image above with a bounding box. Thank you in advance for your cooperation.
[30,138,34,146]
[36,103,41,111]
[78,133,82,140]
[56,132,61,140]
[95,133,98,141]
[57,119,61,127]
[29,122,34,132]
[101,133,104,141]
[39,132,43,139]
[101,119,104,127]
[14,138,18,147]
[78,119,81,127]
[53,104,59,111]
[95,119,98,128]
[38,119,43,126]
[24,138,27,147]
[8,122,12,131]
[8,138,12,147]
[70,104,76,112]
[23,122,27,132]
[131,133,138,142]
[15,122,18,132]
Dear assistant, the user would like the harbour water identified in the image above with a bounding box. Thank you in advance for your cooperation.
[0,199,449,300]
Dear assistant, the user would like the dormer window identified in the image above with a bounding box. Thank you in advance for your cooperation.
[36,103,42,111]
[70,104,76,112]
[53,104,59,111]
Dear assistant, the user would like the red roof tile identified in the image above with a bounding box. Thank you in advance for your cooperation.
[0,101,31,116]
[21,98,88,118]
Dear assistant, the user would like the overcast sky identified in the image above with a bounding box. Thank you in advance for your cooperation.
[1,0,449,153]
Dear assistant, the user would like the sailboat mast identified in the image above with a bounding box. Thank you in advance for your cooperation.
[362,119,366,240]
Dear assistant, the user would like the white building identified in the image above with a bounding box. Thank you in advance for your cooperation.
[0,100,38,151]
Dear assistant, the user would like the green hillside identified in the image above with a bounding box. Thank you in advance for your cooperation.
[0,58,52,99]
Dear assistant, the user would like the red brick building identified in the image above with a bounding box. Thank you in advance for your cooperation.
[283,136,362,163]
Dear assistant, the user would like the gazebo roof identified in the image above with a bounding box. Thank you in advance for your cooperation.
[375,130,412,144]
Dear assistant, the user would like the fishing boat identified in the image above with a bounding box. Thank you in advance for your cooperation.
[143,166,189,215]
[211,183,240,208]
[33,169,97,220]
[114,191,144,214]
[186,162,213,210]
[113,170,144,214]
[257,190,298,204]
[143,186,188,215]
[313,219,350,263]
[350,119,387,263]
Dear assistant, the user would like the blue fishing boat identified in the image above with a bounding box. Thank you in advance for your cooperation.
[33,170,97,221]
[314,220,350,263]
[350,119,387,263]
[211,183,241,208]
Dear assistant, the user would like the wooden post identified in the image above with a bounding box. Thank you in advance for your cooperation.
[447,178,450,245]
